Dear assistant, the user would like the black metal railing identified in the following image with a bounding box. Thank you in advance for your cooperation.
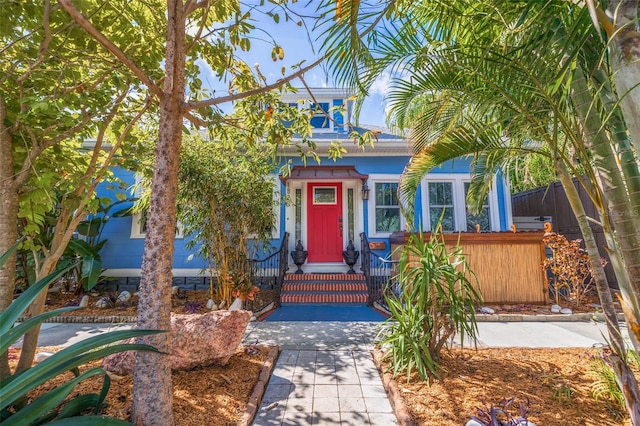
[360,232,398,307]
[246,232,289,311]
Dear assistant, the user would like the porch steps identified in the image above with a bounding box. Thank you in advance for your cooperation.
[280,273,368,304]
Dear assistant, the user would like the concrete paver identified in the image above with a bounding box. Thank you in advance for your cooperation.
[252,347,393,426]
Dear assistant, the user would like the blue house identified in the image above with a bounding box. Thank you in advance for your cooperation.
[98,88,513,297]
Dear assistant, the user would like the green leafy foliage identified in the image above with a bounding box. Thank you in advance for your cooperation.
[379,229,481,381]
[174,135,278,306]
[0,250,162,425]
[66,199,134,291]
[588,347,639,421]
[540,373,575,405]
[507,154,558,194]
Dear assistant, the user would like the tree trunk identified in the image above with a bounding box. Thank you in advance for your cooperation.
[15,203,89,371]
[570,66,640,346]
[0,96,19,377]
[592,67,640,218]
[557,161,640,423]
[14,256,58,372]
[606,1,640,155]
[611,352,640,426]
[131,0,186,424]
[556,163,626,351]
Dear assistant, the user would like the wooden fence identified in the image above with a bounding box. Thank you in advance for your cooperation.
[511,178,617,288]
[390,231,548,304]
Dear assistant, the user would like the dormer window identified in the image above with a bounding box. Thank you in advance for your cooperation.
[310,103,330,129]
[280,88,352,134]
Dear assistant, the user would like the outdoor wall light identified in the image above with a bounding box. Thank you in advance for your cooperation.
[362,181,370,200]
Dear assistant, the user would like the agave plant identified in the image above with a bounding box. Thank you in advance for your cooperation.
[0,241,163,425]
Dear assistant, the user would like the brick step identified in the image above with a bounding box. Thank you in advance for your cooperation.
[283,291,367,297]
[284,273,365,282]
[280,293,368,304]
[282,283,367,292]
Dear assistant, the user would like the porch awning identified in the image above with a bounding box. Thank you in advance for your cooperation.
[280,165,368,183]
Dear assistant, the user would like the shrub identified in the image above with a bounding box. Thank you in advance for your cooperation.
[469,397,532,426]
[587,346,638,421]
[542,232,605,306]
[1,242,162,424]
[184,301,203,314]
[379,230,481,381]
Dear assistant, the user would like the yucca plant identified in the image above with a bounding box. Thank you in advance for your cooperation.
[379,229,482,381]
[0,241,163,425]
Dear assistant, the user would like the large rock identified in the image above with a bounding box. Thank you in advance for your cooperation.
[102,309,252,374]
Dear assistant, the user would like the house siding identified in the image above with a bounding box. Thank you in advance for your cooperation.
[99,153,510,274]
[96,85,511,276]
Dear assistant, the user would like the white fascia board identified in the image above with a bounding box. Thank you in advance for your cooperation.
[280,87,353,103]
[281,138,410,156]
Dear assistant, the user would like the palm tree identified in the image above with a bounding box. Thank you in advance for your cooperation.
[321,0,640,421]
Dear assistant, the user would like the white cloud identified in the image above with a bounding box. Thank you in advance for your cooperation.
[369,71,392,97]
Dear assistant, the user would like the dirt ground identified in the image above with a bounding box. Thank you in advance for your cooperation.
[39,289,278,318]
[8,345,271,426]
[379,346,631,425]
[40,289,605,318]
[13,290,629,425]
[9,345,630,425]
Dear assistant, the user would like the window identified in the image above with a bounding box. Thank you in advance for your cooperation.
[347,188,355,242]
[313,186,336,204]
[130,210,147,238]
[374,182,401,233]
[252,175,281,240]
[130,210,184,239]
[422,175,499,232]
[367,175,404,237]
[428,182,455,231]
[464,182,491,231]
[309,103,330,129]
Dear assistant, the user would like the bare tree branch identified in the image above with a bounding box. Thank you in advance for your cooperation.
[185,0,209,16]
[185,2,209,52]
[14,110,94,188]
[186,57,324,110]
[17,0,54,83]
[86,89,129,173]
[57,0,163,99]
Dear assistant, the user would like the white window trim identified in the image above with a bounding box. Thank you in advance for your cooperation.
[312,186,338,205]
[130,212,146,239]
[367,174,405,238]
[421,174,500,232]
[309,102,332,132]
[285,179,365,253]
[129,174,184,239]
[130,210,185,239]
[267,175,281,240]
[286,180,308,252]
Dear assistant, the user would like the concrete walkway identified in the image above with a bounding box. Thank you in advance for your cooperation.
[244,322,392,425]
[241,319,629,425]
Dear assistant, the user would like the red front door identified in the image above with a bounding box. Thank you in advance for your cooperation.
[307,182,343,262]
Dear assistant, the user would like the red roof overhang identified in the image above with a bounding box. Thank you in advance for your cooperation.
[280,165,368,183]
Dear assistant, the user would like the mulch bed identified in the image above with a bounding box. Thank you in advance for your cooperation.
[8,345,279,426]
[374,346,632,426]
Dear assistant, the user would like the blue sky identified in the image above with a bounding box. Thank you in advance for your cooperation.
[195,2,390,128]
